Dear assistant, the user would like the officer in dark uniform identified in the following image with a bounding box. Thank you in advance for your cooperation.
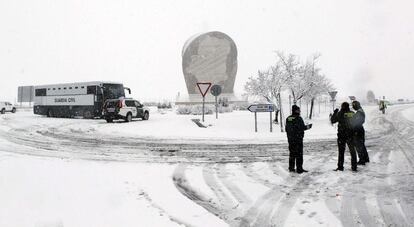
[330,102,358,172]
[285,105,312,174]
[351,100,370,164]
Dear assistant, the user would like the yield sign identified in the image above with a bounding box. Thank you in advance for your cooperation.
[328,91,338,101]
[197,82,212,97]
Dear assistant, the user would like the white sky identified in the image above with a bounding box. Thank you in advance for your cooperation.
[1,0,413,102]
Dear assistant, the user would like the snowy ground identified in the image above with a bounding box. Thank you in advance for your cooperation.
[0,104,413,227]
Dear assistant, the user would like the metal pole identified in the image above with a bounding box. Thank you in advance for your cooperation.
[202,96,205,122]
[289,95,292,113]
[279,93,284,132]
[215,96,218,119]
[254,112,257,132]
[270,111,272,132]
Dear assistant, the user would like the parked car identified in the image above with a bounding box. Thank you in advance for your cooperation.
[103,98,149,123]
[0,102,16,114]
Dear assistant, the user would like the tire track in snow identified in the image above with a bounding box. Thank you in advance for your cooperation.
[172,164,224,219]
[240,162,282,188]
[241,150,335,227]
[378,107,414,226]
[202,164,242,226]
[216,164,253,209]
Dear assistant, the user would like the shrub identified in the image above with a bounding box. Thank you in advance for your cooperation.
[176,105,214,115]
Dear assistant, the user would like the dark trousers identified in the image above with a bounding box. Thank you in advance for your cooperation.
[337,136,357,170]
[288,140,304,171]
[354,130,369,162]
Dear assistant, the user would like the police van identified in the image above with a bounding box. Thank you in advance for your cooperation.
[0,102,16,114]
[33,81,131,118]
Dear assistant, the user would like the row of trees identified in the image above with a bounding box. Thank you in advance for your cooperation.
[244,51,333,127]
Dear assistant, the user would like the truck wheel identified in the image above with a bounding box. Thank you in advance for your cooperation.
[142,111,149,120]
[125,113,132,122]
[11,108,16,113]
[47,109,53,117]
[1,109,5,114]
[83,110,93,119]
[106,119,113,123]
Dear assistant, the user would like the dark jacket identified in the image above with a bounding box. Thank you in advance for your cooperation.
[351,108,365,133]
[285,114,309,142]
[330,110,355,138]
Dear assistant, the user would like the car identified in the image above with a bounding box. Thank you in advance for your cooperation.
[103,98,149,123]
[0,102,16,114]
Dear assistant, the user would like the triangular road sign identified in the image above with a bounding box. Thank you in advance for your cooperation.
[328,91,338,101]
[197,82,212,97]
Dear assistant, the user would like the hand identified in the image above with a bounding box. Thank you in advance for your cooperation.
[307,124,313,129]
[334,108,339,113]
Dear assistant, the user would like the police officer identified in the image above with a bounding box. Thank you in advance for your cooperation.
[351,100,370,164]
[330,102,358,172]
[379,100,387,114]
[285,105,312,174]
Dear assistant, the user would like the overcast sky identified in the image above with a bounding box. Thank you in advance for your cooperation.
[1,0,413,102]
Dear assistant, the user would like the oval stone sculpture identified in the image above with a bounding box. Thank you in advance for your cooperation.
[182,31,238,95]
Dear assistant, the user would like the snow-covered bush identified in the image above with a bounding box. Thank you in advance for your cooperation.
[176,105,214,115]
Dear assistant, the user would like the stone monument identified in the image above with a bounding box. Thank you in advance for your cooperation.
[178,31,238,104]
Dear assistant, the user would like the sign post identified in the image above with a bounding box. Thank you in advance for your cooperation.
[247,104,274,132]
[270,110,273,132]
[210,85,222,119]
[197,82,212,122]
[328,91,338,112]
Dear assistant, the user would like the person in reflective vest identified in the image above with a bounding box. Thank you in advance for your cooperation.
[285,105,312,174]
[351,101,370,165]
[330,102,358,172]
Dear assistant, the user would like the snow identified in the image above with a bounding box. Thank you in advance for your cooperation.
[3,108,339,145]
[0,104,413,227]
[0,153,226,227]
[401,104,414,120]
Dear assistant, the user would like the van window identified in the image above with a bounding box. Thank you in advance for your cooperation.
[125,100,136,107]
[35,88,46,96]
[87,86,96,95]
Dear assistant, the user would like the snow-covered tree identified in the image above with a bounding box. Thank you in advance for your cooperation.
[277,51,313,104]
[301,55,333,119]
[244,63,288,124]
[277,51,333,118]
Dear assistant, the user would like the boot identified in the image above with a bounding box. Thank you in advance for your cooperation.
[297,169,308,174]
[357,160,366,165]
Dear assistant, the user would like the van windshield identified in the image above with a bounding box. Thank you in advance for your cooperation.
[102,84,125,99]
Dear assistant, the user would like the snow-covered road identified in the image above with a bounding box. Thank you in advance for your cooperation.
[0,104,413,227]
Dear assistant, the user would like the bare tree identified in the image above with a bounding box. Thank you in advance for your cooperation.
[302,54,333,119]
[244,63,287,124]
[277,51,316,105]
[277,51,333,118]
[306,73,333,119]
